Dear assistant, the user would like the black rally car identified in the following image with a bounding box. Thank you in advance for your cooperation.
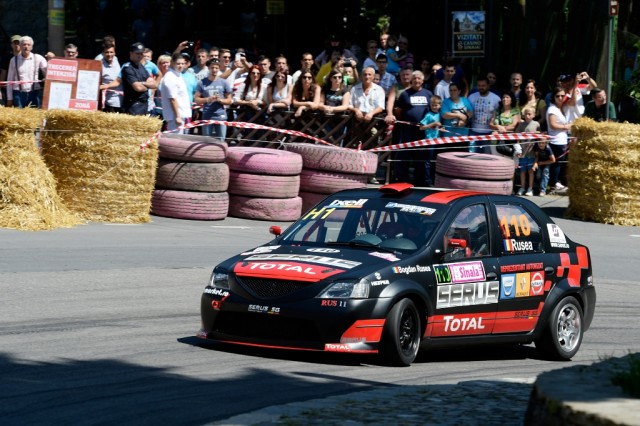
[199,183,595,366]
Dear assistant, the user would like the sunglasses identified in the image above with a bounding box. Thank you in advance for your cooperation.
[221,55,231,59]
[332,75,342,80]
[555,94,565,98]
[251,72,261,75]
[302,76,312,80]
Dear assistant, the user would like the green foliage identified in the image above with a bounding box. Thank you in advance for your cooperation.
[611,354,640,398]
[376,15,391,34]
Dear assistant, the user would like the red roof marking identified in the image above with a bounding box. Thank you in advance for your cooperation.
[420,190,487,204]
[379,182,413,193]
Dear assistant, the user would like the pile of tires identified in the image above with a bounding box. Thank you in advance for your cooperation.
[226,146,304,221]
[285,143,378,213]
[152,133,229,220]
[434,152,515,195]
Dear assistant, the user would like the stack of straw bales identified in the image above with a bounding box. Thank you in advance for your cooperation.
[41,110,162,223]
[567,117,640,226]
[0,108,82,231]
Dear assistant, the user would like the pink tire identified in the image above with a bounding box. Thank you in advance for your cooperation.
[157,133,227,163]
[284,143,378,174]
[299,169,368,194]
[299,191,328,214]
[228,171,300,198]
[151,189,228,220]
[435,174,513,195]
[226,146,303,175]
[435,152,515,181]
[228,195,302,221]
[156,160,229,192]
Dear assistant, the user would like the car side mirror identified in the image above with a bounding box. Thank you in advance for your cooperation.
[269,225,282,236]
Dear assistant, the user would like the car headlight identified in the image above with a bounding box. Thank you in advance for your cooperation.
[318,279,370,299]
[209,270,230,289]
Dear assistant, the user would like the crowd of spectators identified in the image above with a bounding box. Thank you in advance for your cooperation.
[0,32,628,192]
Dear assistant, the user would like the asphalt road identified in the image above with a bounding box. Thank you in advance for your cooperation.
[1,196,639,425]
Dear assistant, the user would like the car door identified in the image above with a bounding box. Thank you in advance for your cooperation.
[492,201,549,334]
[430,202,500,337]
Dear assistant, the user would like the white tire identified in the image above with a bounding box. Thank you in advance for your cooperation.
[156,160,229,192]
[228,195,302,221]
[158,133,227,163]
[299,169,368,194]
[228,171,300,198]
[285,143,378,174]
[151,190,228,220]
[226,146,303,175]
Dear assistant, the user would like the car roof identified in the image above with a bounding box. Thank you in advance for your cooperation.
[331,184,549,218]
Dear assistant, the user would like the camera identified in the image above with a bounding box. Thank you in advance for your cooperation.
[186,41,195,49]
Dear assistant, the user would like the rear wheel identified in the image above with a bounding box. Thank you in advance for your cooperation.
[380,299,421,366]
[535,296,583,360]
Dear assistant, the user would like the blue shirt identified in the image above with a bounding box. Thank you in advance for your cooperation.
[196,77,232,119]
[420,110,441,139]
[441,97,473,136]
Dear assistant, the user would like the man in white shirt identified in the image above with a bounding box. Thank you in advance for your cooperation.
[6,36,47,108]
[434,64,455,100]
[160,53,192,132]
[349,66,385,121]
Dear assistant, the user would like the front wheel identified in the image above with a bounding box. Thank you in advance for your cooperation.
[535,296,584,360]
[380,298,421,366]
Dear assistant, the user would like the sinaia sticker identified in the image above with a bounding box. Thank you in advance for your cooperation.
[547,224,570,248]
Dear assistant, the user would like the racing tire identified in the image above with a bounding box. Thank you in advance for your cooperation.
[535,296,584,361]
[299,169,368,194]
[228,195,302,221]
[435,152,515,181]
[156,160,229,192]
[434,174,513,195]
[299,191,328,214]
[380,298,421,367]
[226,146,303,175]
[285,143,378,175]
[228,171,300,198]
[151,190,228,220]
[158,133,227,163]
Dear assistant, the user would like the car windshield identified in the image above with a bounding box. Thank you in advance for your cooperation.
[279,196,446,254]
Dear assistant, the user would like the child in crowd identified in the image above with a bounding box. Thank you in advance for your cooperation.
[532,140,556,196]
[514,106,541,196]
[419,95,443,186]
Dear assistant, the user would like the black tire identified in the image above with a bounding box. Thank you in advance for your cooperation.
[380,298,421,366]
[535,296,584,360]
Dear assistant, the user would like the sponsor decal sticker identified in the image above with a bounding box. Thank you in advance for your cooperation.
[248,304,281,315]
[515,273,531,297]
[385,202,436,215]
[548,224,570,248]
[500,262,543,273]
[234,261,344,281]
[204,288,230,297]
[327,199,368,208]
[443,314,486,332]
[325,343,353,352]
[436,281,500,309]
[501,274,516,300]
[503,239,534,252]
[307,248,340,253]
[434,265,452,284]
[392,265,431,274]
[369,252,400,261]
[320,299,348,307]
[530,271,545,295]
[241,245,281,255]
[371,280,390,286]
[448,261,485,283]
[245,254,360,269]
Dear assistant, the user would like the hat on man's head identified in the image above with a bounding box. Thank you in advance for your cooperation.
[558,73,574,82]
[130,42,145,53]
[11,35,22,42]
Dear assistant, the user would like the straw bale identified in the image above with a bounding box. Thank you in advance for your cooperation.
[40,110,162,223]
[567,117,640,226]
[0,107,82,230]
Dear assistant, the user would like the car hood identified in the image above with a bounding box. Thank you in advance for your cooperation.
[225,244,405,283]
